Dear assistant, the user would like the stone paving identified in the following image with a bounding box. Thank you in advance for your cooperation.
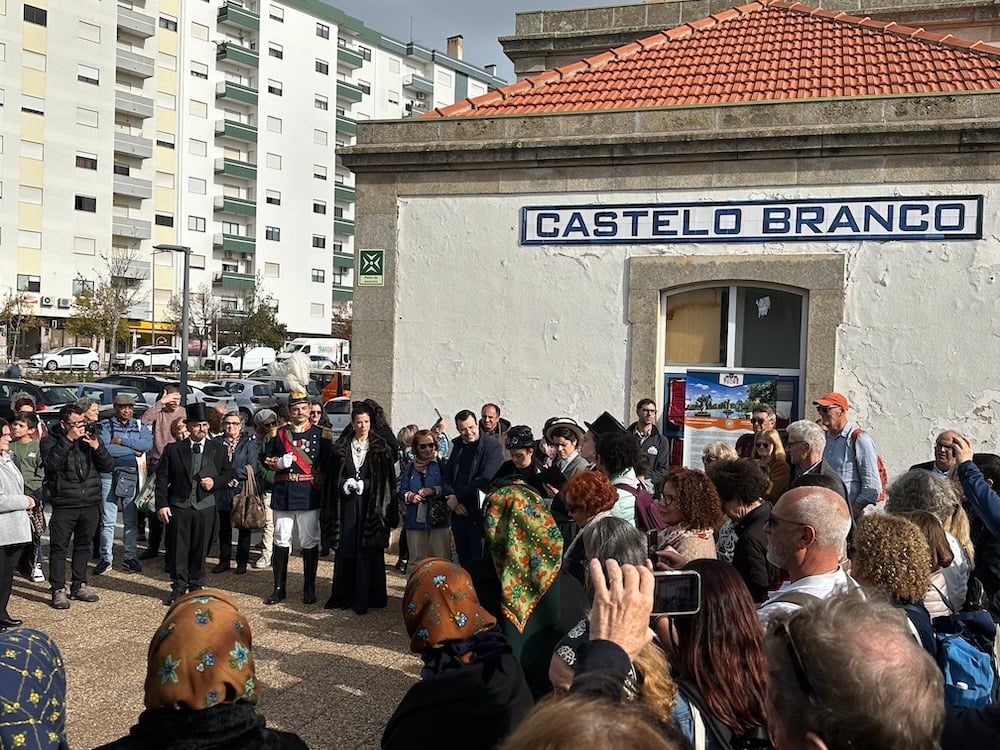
[10,549,417,749]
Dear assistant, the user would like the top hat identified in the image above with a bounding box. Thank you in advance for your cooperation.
[184,402,209,423]
[584,411,627,438]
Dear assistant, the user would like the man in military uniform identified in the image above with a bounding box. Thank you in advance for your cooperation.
[263,390,331,604]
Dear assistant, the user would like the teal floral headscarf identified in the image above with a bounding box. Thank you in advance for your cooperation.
[144,590,257,710]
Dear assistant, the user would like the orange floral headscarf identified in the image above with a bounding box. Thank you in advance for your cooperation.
[484,480,563,634]
[403,558,497,658]
[144,589,257,710]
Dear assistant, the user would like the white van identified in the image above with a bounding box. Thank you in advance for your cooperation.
[277,337,350,367]
[203,345,277,373]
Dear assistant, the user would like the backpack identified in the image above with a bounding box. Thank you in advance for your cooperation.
[848,428,888,501]
[932,587,999,708]
[614,482,663,532]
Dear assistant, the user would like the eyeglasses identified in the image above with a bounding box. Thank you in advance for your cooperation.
[309,410,322,416]
[66,420,87,428]
[750,418,767,425]
[778,616,818,704]
[223,421,241,427]
[755,441,772,448]
[815,405,841,414]
[416,443,435,450]
[765,514,810,529]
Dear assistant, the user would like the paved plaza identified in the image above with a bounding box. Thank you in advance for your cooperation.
[10,551,417,749]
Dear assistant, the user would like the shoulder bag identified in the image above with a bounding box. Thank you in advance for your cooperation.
[231,464,267,530]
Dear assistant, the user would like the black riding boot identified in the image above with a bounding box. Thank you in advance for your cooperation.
[302,546,319,604]
[265,546,289,605]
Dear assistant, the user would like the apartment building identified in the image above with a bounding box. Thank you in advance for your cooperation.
[0,0,504,355]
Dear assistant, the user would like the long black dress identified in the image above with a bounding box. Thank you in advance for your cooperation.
[326,435,397,614]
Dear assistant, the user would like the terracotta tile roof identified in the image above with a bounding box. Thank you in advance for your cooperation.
[428,0,1000,117]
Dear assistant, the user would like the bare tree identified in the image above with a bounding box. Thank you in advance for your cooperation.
[330,301,353,340]
[0,291,38,362]
[166,282,222,367]
[218,273,286,372]
[66,247,148,373]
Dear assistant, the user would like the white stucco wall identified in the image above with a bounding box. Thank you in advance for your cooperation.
[392,183,1000,474]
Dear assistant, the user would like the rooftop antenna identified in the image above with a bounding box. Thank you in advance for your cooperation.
[409,16,414,43]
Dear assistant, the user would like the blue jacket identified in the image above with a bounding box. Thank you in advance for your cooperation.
[399,459,451,530]
[959,461,1000,539]
[446,435,503,519]
[100,417,153,474]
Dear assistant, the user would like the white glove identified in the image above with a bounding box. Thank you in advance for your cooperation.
[343,478,359,494]
[355,479,365,495]
[276,453,295,470]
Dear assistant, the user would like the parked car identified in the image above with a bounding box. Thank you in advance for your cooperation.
[0,379,76,423]
[208,378,278,422]
[26,347,100,372]
[203,346,276,373]
[97,375,175,405]
[323,397,351,435]
[111,346,182,372]
[308,356,337,370]
[312,369,351,403]
[249,377,321,407]
[188,383,239,413]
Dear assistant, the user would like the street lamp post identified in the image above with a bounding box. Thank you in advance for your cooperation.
[153,244,192,400]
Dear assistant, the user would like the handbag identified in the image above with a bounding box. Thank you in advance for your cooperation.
[135,475,157,515]
[231,464,267,530]
[25,488,46,536]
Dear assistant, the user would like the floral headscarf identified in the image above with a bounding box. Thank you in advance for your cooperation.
[145,589,257,710]
[403,558,496,656]
[484,479,564,634]
[0,629,67,750]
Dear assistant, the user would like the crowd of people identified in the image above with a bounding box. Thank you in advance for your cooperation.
[0,376,999,748]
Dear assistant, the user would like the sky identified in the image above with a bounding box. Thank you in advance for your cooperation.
[325,0,612,82]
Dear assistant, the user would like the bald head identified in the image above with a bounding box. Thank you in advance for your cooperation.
[777,487,851,551]
[933,430,960,472]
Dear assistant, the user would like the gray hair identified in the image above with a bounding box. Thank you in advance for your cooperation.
[787,419,826,456]
[702,441,738,461]
[784,487,852,553]
[75,397,100,411]
[764,591,944,750]
[580,517,647,602]
[225,410,244,426]
[885,469,958,522]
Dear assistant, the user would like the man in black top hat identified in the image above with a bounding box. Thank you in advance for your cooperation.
[155,403,234,605]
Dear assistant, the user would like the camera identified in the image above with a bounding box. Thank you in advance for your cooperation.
[651,570,701,617]
[84,422,101,439]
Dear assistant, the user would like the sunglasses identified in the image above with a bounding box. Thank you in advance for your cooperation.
[815,405,840,414]
[778,616,818,704]
[764,514,810,529]
[416,443,435,450]
[755,441,772,448]
[750,418,767,425]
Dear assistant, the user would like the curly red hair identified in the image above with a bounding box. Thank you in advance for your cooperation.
[563,471,618,519]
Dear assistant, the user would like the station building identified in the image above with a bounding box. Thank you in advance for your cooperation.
[344,0,1000,469]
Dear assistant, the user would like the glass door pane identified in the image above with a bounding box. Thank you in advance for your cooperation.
[734,287,802,369]
[665,287,728,365]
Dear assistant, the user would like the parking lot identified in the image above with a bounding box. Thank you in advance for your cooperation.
[12,550,417,749]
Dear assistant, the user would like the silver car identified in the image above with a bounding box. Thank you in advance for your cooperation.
[208,378,278,422]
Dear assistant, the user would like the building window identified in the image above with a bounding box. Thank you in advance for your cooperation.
[314,129,328,145]
[79,20,101,42]
[189,99,208,118]
[222,221,242,235]
[156,92,176,110]
[267,79,282,96]
[333,242,343,254]
[21,96,44,115]
[17,231,42,250]
[264,262,280,277]
[76,107,98,127]
[155,213,174,227]
[113,164,130,176]
[158,15,177,31]
[74,237,97,256]
[266,116,282,133]
[16,275,41,293]
[191,21,209,41]
[311,303,325,318]
[72,279,96,295]
[359,45,372,61]
[313,201,326,215]
[358,80,371,95]
[188,216,206,232]
[188,138,207,156]
[269,5,284,22]
[77,64,100,85]
[317,23,330,39]
[316,59,329,75]
[155,171,175,188]
[331,268,345,285]
[74,195,97,212]
[20,140,43,160]
[268,44,283,59]
[311,235,326,248]
[188,177,206,194]
[19,186,42,204]
[265,190,281,205]
[314,95,328,110]
[387,90,399,105]
[311,269,325,283]
[190,61,209,79]
[158,52,177,71]
[23,4,47,26]
[265,226,280,241]
[314,164,327,180]
[265,153,281,170]
[23,51,46,71]
[156,132,176,149]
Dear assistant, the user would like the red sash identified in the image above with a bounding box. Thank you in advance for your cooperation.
[278,427,313,470]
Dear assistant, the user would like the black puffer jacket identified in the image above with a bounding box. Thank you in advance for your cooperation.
[40,422,114,509]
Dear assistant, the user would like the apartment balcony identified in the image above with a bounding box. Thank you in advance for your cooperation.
[333,218,355,236]
[216,41,259,70]
[337,44,364,69]
[217,1,260,32]
[112,216,152,239]
[333,284,354,302]
[332,252,354,268]
[113,174,153,200]
[214,157,257,181]
[336,80,364,104]
[213,233,256,255]
[215,80,258,105]
[402,73,434,96]
[114,131,153,160]
[115,90,155,119]
[213,271,255,291]
[215,119,258,143]
[116,49,155,79]
[213,195,256,217]
[334,184,356,203]
[117,6,155,38]
[335,114,356,136]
